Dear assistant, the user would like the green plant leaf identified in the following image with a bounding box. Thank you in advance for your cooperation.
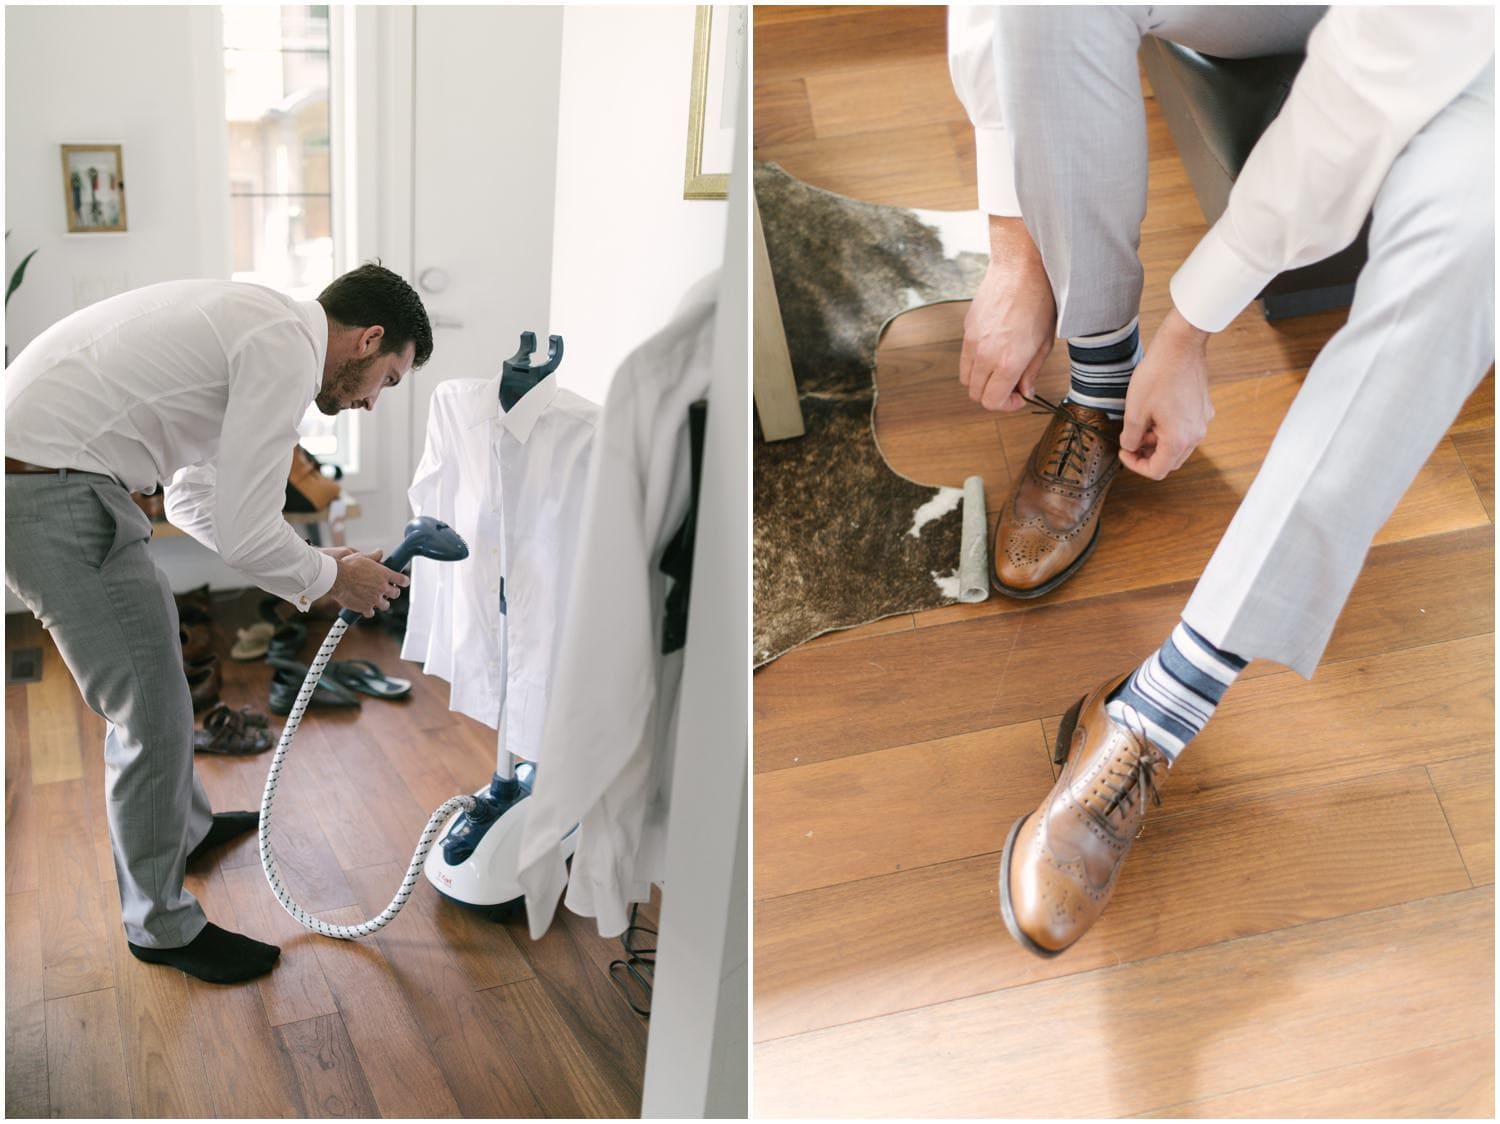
[6,248,38,307]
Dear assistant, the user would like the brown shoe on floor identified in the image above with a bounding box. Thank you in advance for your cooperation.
[999,672,1169,957]
[993,397,1122,598]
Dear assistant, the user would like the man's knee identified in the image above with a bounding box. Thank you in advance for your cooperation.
[993,5,1142,62]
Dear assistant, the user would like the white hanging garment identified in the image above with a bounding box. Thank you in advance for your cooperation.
[403,371,597,763]
[518,274,719,940]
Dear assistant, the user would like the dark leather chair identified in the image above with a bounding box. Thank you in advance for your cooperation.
[1141,38,1368,320]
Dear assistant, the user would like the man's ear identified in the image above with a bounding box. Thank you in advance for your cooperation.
[358,324,386,356]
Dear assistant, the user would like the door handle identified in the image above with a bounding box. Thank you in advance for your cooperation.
[431,314,464,329]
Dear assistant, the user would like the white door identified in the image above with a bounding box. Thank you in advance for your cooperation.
[407,6,565,469]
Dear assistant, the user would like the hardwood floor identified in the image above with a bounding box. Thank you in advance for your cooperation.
[4,591,651,1118]
[753,6,1494,1117]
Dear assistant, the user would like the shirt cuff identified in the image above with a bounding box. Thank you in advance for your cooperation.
[1169,222,1278,334]
[291,551,338,613]
[973,125,1022,218]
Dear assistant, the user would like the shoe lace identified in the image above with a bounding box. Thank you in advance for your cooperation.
[1023,393,1118,485]
[1099,711,1163,821]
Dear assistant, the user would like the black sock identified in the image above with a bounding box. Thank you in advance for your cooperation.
[186,811,260,865]
[129,922,280,983]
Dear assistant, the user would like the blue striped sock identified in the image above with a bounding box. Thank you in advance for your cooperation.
[1063,318,1140,419]
[1105,620,1246,763]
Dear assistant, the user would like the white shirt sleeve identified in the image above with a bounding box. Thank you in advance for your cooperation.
[948,5,1021,218]
[1171,6,1496,333]
[167,319,336,609]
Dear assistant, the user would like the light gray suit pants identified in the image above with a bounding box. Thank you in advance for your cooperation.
[993,6,1496,675]
[6,471,214,946]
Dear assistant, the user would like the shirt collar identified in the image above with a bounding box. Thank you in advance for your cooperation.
[300,299,329,395]
[465,369,559,444]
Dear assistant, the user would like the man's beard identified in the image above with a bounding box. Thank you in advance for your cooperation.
[315,353,378,416]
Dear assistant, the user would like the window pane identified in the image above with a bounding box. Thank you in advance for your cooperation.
[228,194,332,299]
[224,5,351,471]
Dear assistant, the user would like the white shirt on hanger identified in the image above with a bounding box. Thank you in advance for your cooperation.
[518,274,719,940]
[4,279,335,608]
[402,370,597,761]
[947,5,1496,331]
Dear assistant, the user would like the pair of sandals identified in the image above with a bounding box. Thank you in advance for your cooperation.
[267,655,412,715]
[194,701,273,756]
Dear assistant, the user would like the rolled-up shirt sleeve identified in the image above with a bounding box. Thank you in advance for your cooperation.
[948,6,1022,218]
[1172,6,1496,333]
[168,319,336,610]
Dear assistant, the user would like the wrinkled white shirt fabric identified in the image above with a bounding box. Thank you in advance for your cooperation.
[5,279,336,608]
[402,371,597,762]
[518,276,718,941]
[948,5,1497,332]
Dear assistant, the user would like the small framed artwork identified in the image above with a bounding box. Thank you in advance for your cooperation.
[60,144,127,233]
[683,5,745,200]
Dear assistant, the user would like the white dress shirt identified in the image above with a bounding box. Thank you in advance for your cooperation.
[518,274,718,940]
[5,279,336,608]
[948,6,1496,332]
[402,371,597,759]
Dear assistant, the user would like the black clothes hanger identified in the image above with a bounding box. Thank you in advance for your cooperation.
[499,331,564,412]
[659,399,708,654]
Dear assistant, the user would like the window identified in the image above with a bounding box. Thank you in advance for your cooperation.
[223,5,356,473]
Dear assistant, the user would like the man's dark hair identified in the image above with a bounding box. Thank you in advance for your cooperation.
[317,261,433,368]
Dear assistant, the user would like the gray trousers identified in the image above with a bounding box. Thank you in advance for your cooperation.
[994,6,1496,675]
[6,471,213,946]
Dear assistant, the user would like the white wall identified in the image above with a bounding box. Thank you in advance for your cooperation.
[4,6,229,355]
[549,6,732,405]
[4,6,242,608]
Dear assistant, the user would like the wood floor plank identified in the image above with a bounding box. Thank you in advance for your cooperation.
[290,721,405,871]
[755,77,815,146]
[799,611,917,653]
[45,987,131,1119]
[342,861,543,1117]
[309,905,462,1118]
[755,720,1053,900]
[756,531,1493,771]
[478,977,629,1118]
[220,863,340,1028]
[1428,752,1495,887]
[754,6,947,89]
[1451,425,1495,521]
[1450,369,1495,433]
[754,765,1470,1042]
[1161,635,1492,810]
[503,905,651,1115]
[6,682,38,894]
[805,56,967,140]
[36,777,114,1000]
[755,886,1494,1117]
[28,636,85,784]
[6,891,50,1118]
[252,777,360,916]
[757,122,973,210]
[106,882,218,1118]
[275,1014,382,1119]
[180,866,307,1118]
[1133,1032,1494,1118]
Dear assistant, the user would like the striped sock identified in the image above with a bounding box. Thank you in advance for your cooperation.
[1105,620,1246,763]
[1063,318,1141,419]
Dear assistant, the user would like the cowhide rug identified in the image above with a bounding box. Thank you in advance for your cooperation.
[754,163,990,668]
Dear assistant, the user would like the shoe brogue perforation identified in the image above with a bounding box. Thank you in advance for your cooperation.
[1000,673,1169,956]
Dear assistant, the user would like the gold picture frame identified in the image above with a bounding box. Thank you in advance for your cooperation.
[61,144,127,233]
[684,6,743,200]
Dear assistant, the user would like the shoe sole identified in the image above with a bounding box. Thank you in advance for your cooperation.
[998,690,1089,958]
[990,521,1101,601]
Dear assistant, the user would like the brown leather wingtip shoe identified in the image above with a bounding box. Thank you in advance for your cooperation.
[993,398,1122,599]
[999,673,1169,957]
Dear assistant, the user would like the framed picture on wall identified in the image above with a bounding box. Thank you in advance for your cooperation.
[60,144,127,233]
[683,5,745,200]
